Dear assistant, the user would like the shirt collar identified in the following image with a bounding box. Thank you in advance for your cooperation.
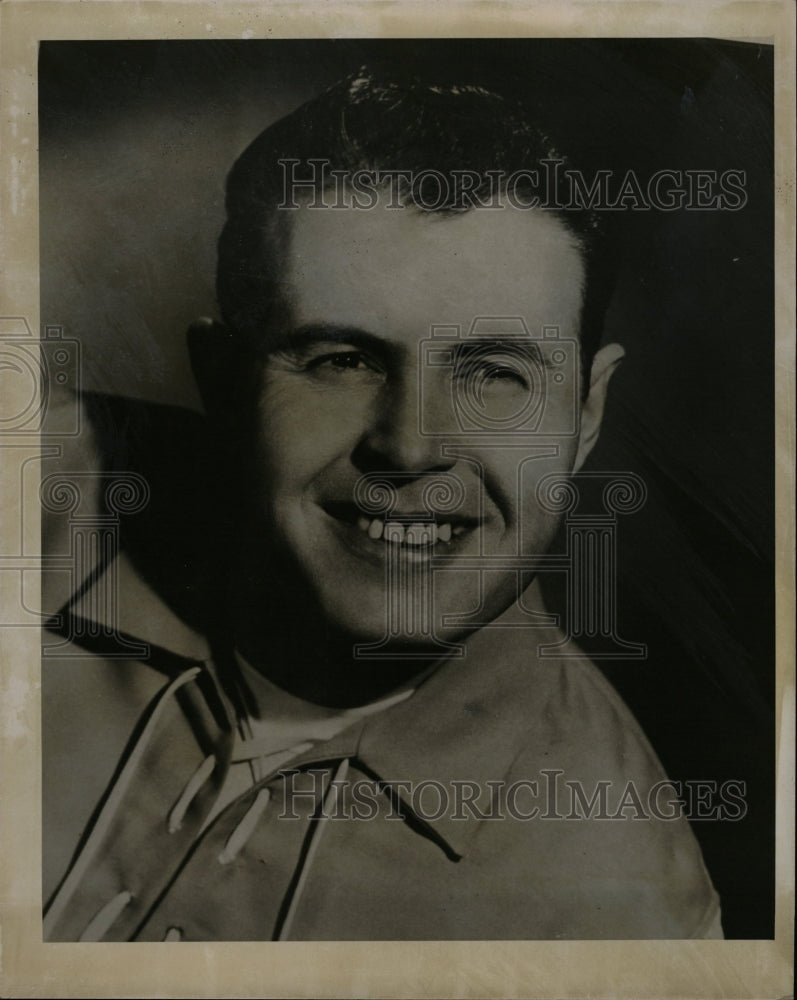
[68,554,568,860]
[279,586,569,859]
[62,550,211,662]
[353,618,558,858]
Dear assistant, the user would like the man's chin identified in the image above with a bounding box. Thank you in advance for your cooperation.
[311,582,493,655]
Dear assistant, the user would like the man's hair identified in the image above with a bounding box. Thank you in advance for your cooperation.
[217,68,620,384]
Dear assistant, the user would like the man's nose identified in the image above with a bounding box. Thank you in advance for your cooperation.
[353,370,455,474]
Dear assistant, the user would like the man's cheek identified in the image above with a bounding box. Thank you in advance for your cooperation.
[252,415,336,478]
[518,503,561,557]
[260,392,369,464]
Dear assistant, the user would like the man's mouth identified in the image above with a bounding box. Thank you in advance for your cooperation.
[321,502,478,550]
[354,516,464,546]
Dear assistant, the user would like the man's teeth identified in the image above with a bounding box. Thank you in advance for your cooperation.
[355,517,459,545]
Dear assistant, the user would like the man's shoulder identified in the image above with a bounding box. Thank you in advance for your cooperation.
[456,614,664,776]
[524,653,666,776]
[480,650,722,938]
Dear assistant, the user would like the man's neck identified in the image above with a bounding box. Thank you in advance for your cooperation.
[232,623,444,709]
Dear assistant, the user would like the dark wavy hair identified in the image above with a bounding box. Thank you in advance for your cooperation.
[217,68,620,386]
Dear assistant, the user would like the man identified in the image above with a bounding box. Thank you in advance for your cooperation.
[42,70,722,940]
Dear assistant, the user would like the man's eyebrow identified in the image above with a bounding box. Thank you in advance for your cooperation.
[453,337,560,367]
[268,325,566,369]
[274,323,388,354]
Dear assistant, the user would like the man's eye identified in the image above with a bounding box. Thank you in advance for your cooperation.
[455,357,530,390]
[484,364,528,385]
[305,350,382,375]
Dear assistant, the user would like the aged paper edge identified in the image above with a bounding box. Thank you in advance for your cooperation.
[0,2,794,997]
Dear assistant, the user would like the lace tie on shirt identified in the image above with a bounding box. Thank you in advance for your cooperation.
[78,890,133,942]
[167,754,217,834]
[217,787,272,865]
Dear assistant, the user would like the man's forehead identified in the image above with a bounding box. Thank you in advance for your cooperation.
[281,202,586,341]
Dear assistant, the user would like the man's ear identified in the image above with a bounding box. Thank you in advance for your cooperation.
[572,342,625,473]
[187,317,244,418]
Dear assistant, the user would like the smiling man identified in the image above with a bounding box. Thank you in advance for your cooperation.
[229,204,604,648]
[218,200,620,700]
[42,70,723,941]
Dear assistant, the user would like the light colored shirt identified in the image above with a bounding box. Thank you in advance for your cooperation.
[205,654,416,826]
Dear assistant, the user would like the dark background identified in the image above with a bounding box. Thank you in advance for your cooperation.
[39,39,775,938]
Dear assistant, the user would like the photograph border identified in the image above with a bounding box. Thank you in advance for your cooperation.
[1,2,794,997]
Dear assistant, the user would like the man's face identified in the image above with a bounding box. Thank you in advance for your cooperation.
[240,201,594,645]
